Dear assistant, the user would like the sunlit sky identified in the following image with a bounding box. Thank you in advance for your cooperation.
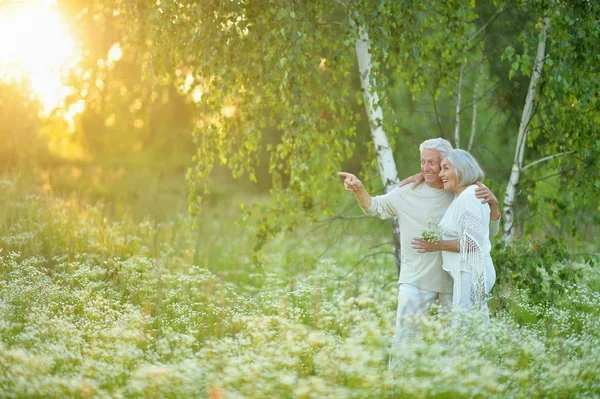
[0,0,80,113]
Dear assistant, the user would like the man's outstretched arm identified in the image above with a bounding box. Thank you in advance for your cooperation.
[338,172,372,210]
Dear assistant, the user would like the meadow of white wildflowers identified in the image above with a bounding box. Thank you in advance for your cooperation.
[0,178,599,398]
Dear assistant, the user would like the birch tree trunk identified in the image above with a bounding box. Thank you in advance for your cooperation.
[468,57,485,151]
[502,17,550,241]
[454,56,466,149]
[355,24,402,274]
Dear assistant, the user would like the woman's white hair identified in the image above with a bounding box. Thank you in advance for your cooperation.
[419,138,453,159]
[445,149,485,186]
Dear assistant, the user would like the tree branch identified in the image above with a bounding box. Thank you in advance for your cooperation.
[468,44,485,151]
[468,5,504,42]
[521,151,576,171]
[432,91,446,138]
[532,166,577,183]
[339,251,395,280]
[315,214,371,223]
[331,0,348,8]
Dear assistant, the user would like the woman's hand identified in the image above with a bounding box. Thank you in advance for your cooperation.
[411,237,460,253]
[398,173,424,189]
[411,237,441,253]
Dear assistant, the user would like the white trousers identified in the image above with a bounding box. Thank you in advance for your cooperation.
[392,283,452,345]
[453,262,496,324]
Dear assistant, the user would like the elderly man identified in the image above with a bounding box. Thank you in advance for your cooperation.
[338,138,500,343]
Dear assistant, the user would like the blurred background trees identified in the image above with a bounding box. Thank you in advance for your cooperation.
[0,80,45,167]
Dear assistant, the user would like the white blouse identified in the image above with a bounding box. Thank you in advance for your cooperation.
[440,185,494,306]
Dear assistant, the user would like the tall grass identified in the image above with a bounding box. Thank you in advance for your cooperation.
[0,175,599,398]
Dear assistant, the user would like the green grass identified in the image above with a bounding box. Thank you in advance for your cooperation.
[0,171,599,398]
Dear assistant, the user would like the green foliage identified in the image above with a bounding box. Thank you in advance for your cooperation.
[40,0,198,162]
[99,0,598,255]
[507,0,600,196]
[117,0,510,257]
[492,238,584,304]
[0,80,47,167]
[2,0,597,260]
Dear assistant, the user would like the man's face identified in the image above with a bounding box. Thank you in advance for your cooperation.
[420,150,443,188]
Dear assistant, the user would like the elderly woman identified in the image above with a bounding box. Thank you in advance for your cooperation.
[411,149,497,320]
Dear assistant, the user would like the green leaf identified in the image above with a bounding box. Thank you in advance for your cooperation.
[504,46,515,61]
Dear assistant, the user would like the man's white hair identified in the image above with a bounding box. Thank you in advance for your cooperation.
[419,138,453,159]
[446,149,485,186]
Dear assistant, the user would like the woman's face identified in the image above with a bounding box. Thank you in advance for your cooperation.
[439,158,458,192]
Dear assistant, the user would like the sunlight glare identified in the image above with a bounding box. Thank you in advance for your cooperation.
[0,3,79,113]
[107,43,123,68]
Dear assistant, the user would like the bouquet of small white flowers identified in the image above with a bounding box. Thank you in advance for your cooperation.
[421,219,444,242]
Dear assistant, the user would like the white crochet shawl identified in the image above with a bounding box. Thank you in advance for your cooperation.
[441,185,492,307]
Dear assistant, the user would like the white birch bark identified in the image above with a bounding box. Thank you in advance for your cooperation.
[502,17,550,241]
[354,24,402,273]
[454,56,466,149]
[468,58,485,151]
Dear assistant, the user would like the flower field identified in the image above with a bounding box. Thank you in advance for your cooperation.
[1,178,599,398]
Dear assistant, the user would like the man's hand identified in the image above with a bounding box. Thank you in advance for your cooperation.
[474,182,497,205]
[338,172,364,193]
[338,172,372,209]
[475,181,500,220]
[398,172,425,189]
